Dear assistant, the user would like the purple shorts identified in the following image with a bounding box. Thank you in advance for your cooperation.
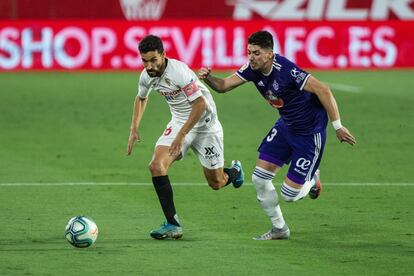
[258,122,326,185]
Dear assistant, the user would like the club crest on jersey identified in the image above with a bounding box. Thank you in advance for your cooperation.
[265,90,284,109]
[164,77,171,86]
[272,80,279,91]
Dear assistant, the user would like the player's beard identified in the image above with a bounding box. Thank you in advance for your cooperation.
[147,59,166,77]
[147,70,158,77]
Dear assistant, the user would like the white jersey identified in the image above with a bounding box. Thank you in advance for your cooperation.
[138,58,218,128]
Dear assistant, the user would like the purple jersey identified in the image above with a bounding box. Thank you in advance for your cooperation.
[236,54,328,135]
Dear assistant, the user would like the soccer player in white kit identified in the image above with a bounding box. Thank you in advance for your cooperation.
[127,35,244,240]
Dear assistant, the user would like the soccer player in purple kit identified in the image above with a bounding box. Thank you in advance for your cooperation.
[199,30,356,240]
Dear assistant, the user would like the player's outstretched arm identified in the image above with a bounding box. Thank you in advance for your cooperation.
[198,67,244,93]
[127,96,148,155]
[304,76,356,146]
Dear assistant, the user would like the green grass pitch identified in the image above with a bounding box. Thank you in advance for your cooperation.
[0,71,413,275]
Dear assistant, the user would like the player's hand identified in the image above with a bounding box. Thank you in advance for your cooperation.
[198,67,211,79]
[169,133,185,157]
[127,129,140,155]
[336,126,356,146]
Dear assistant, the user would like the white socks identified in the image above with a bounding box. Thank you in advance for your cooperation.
[297,178,315,199]
[281,178,315,202]
[252,167,286,229]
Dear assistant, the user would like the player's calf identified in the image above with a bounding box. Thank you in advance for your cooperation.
[206,177,223,190]
[203,168,228,190]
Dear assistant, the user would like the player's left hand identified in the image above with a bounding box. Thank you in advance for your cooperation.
[126,129,140,155]
[336,126,356,146]
[169,133,185,157]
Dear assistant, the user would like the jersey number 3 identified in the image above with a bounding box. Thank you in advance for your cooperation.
[266,128,277,142]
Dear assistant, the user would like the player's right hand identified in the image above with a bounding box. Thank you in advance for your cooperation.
[127,130,140,155]
[336,126,356,146]
[198,67,211,79]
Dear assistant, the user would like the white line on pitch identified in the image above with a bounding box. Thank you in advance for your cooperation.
[0,182,413,187]
[325,82,362,93]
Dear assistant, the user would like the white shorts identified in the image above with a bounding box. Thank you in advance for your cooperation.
[155,120,224,169]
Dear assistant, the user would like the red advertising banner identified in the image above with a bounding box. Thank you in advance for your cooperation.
[1,20,413,70]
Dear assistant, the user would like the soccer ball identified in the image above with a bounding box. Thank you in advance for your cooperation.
[65,216,98,248]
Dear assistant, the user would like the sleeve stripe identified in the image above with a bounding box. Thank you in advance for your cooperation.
[300,74,311,91]
[235,72,247,82]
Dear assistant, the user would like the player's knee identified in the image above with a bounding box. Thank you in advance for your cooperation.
[148,161,167,176]
[280,182,300,202]
[252,169,274,193]
[252,173,276,200]
[252,173,267,187]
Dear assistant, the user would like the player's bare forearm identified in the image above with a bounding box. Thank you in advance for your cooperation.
[319,90,356,145]
[304,76,340,121]
[199,67,244,93]
[318,88,340,122]
[130,96,148,130]
[204,75,228,93]
[304,76,356,145]
[127,96,148,155]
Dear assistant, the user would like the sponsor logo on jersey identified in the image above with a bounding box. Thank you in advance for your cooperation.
[159,89,180,101]
[257,80,265,87]
[265,90,284,109]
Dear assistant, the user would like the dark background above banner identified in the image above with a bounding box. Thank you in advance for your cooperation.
[1,0,414,21]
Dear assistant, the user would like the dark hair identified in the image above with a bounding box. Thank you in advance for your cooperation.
[248,31,274,50]
[138,35,164,54]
